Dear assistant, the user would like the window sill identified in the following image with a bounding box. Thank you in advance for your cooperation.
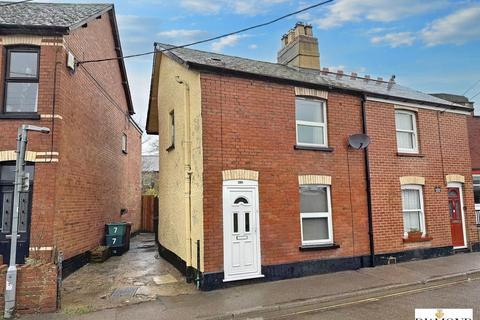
[397,152,424,158]
[403,236,433,243]
[299,243,340,251]
[166,144,175,152]
[0,113,40,120]
[294,145,334,152]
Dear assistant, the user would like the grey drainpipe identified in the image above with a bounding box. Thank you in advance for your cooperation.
[361,95,375,267]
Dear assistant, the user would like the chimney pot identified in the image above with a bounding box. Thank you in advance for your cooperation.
[377,77,383,82]
[351,72,357,79]
[322,67,329,74]
[304,25,313,36]
[364,75,370,81]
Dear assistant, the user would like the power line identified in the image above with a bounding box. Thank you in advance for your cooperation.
[463,79,480,96]
[77,0,334,65]
[0,0,33,7]
[470,90,480,100]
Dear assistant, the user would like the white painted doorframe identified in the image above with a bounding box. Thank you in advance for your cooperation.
[223,180,263,282]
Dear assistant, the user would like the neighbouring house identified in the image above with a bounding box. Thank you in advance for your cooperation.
[433,94,480,226]
[146,23,478,290]
[0,1,142,279]
[142,154,159,195]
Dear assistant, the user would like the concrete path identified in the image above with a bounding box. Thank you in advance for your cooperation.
[23,251,480,320]
[59,233,196,314]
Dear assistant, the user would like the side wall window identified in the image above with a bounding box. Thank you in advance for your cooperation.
[295,98,327,147]
[122,133,128,154]
[401,184,425,237]
[395,110,419,154]
[299,184,333,245]
[168,110,175,150]
[473,175,480,224]
[3,47,40,113]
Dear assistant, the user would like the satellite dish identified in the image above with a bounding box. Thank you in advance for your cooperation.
[348,134,371,150]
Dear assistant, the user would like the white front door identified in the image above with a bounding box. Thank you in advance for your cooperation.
[223,181,262,282]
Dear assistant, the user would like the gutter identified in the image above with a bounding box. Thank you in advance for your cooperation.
[361,95,375,267]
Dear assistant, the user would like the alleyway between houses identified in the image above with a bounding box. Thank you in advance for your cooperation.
[24,251,480,320]
[59,233,197,313]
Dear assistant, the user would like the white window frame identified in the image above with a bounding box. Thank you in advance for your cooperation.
[300,184,333,245]
[401,184,426,238]
[295,97,328,148]
[395,109,419,154]
[473,174,480,224]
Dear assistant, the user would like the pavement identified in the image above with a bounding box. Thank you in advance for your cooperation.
[22,249,480,320]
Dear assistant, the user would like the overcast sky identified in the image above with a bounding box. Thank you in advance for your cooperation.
[26,0,480,150]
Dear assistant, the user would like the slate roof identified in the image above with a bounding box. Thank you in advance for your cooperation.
[430,93,472,105]
[155,43,471,112]
[0,1,112,34]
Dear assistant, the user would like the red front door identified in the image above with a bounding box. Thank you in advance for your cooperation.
[448,188,465,247]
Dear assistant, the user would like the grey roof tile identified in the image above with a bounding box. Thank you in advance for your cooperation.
[0,1,111,30]
[156,43,471,111]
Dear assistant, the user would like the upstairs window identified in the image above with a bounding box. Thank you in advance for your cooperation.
[296,98,327,147]
[395,110,418,153]
[4,47,39,113]
[299,185,333,245]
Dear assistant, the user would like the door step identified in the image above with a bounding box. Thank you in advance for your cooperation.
[454,248,470,254]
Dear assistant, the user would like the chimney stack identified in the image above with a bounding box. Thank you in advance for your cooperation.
[277,22,320,70]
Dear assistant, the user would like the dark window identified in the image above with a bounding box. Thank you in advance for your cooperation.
[234,197,248,204]
[3,47,40,113]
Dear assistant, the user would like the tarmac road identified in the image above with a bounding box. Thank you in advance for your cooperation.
[268,278,480,319]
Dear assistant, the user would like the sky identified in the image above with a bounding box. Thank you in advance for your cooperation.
[26,0,480,150]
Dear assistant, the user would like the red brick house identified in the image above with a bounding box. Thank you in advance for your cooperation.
[468,115,480,225]
[146,23,478,290]
[0,2,142,275]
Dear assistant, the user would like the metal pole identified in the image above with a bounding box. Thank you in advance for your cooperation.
[4,126,27,319]
[4,125,50,319]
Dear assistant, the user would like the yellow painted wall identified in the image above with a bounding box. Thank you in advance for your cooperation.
[156,54,204,271]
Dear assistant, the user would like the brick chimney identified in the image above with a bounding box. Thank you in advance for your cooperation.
[277,22,320,70]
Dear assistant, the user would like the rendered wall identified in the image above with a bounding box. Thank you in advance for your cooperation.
[156,54,204,271]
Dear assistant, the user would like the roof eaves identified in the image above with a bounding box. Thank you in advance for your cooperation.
[108,6,135,115]
[0,24,68,36]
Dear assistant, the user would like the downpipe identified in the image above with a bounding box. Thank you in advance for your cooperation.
[361,95,376,267]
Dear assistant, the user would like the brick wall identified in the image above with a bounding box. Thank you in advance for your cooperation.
[365,101,478,254]
[200,73,370,273]
[54,12,142,259]
[0,11,142,262]
[468,116,480,170]
[200,73,478,274]
[0,263,57,314]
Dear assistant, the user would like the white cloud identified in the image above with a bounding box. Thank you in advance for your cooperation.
[157,29,209,45]
[249,44,258,49]
[211,34,247,52]
[371,32,416,48]
[313,0,448,29]
[179,0,288,15]
[421,5,480,46]
[180,0,222,14]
